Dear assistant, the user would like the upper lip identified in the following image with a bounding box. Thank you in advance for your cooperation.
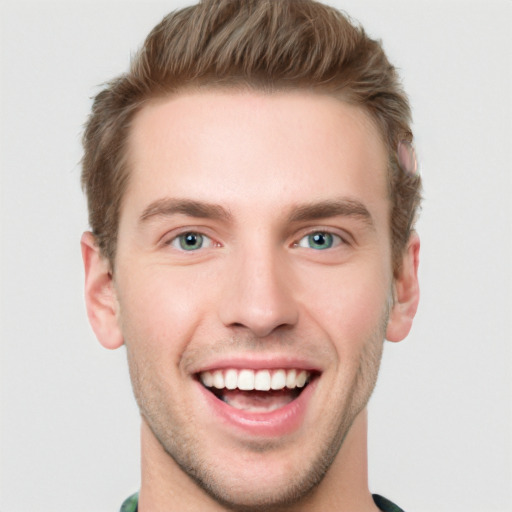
[189,355,323,375]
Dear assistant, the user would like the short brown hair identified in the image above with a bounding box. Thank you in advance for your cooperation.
[82,0,421,273]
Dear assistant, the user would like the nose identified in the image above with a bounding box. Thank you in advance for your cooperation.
[218,247,299,338]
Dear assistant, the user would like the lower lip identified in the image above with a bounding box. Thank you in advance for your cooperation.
[197,379,317,438]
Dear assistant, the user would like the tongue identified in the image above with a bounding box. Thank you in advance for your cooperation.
[220,389,298,412]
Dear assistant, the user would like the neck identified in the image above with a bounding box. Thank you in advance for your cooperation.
[138,409,379,512]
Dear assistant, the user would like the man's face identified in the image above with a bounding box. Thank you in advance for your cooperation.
[110,91,399,508]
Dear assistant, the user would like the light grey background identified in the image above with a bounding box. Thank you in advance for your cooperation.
[1,1,510,511]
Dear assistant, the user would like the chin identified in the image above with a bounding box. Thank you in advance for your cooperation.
[151,404,353,512]
[183,461,327,512]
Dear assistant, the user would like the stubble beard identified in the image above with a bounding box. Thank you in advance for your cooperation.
[125,315,387,511]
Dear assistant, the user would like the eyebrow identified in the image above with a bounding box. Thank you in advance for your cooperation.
[139,198,232,223]
[287,199,374,228]
[139,197,374,228]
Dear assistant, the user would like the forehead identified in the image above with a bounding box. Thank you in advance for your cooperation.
[122,90,389,224]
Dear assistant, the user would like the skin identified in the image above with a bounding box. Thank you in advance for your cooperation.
[82,90,420,512]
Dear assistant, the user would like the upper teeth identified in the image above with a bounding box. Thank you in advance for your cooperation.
[199,368,310,391]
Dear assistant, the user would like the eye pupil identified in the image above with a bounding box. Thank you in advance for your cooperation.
[184,234,197,245]
[308,232,333,249]
[180,232,203,250]
[313,233,325,245]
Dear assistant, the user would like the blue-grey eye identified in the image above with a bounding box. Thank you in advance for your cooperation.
[172,232,210,251]
[298,232,337,250]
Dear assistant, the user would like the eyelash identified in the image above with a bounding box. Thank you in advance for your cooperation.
[294,231,346,250]
[165,231,216,251]
[163,228,349,253]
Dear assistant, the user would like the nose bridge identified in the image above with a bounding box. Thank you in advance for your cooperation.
[218,239,299,337]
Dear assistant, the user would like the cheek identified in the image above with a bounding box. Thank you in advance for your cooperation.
[299,262,391,342]
[116,265,214,357]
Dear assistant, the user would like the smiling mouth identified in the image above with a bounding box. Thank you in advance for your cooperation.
[198,369,313,413]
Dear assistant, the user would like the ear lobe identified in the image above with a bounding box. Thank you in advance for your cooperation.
[386,233,420,343]
[81,231,124,350]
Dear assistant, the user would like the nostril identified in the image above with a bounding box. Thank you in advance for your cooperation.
[226,316,298,339]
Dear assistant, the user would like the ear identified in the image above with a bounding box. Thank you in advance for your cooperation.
[386,232,420,342]
[81,231,124,350]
